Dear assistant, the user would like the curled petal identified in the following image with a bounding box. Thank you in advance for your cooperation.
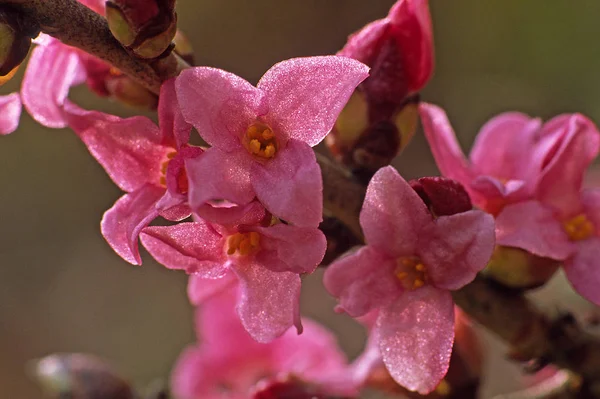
[495,201,572,260]
[419,210,495,290]
[252,140,322,227]
[564,238,600,306]
[158,78,191,148]
[175,67,264,151]
[0,93,21,135]
[324,246,401,318]
[140,222,225,275]
[233,264,302,343]
[22,43,86,128]
[258,56,369,146]
[101,185,163,265]
[377,287,454,394]
[196,200,266,227]
[361,166,430,257]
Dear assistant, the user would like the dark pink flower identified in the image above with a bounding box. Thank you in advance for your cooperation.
[495,118,600,305]
[0,93,21,135]
[175,56,369,227]
[140,215,327,342]
[64,79,193,265]
[171,288,354,399]
[419,102,579,215]
[323,166,495,394]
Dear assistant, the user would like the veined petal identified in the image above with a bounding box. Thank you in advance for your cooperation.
[257,56,369,146]
[158,78,191,148]
[564,238,600,306]
[175,67,264,151]
[419,103,473,185]
[377,287,454,394]
[233,265,301,343]
[100,185,163,265]
[0,93,21,135]
[361,166,431,257]
[253,224,326,274]
[324,246,401,318]
[251,139,322,227]
[495,201,573,260]
[140,222,225,275]
[419,210,495,290]
[187,272,237,306]
[22,42,86,128]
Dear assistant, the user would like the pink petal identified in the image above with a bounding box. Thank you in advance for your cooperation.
[158,78,191,148]
[360,166,431,257]
[419,103,473,185]
[538,114,600,216]
[582,188,600,229]
[470,113,542,181]
[377,287,455,394]
[253,224,326,274]
[495,201,573,260]
[418,210,495,290]
[233,264,302,343]
[187,272,237,306]
[0,93,21,135]
[257,56,369,146]
[338,19,389,64]
[323,246,401,317]
[195,200,267,227]
[140,222,226,275]
[175,67,265,151]
[100,185,164,265]
[186,147,255,211]
[251,139,322,227]
[564,238,600,306]
[21,42,86,128]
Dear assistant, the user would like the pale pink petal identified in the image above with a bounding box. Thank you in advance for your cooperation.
[233,264,301,343]
[377,287,455,394]
[22,42,86,128]
[257,56,368,146]
[186,147,255,211]
[419,211,495,290]
[253,224,326,274]
[582,188,600,229]
[251,139,322,227]
[100,185,163,265]
[158,78,191,148]
[495,201,573,260]
[361,166,431,257]
[350,329,382,387]
[0,93,21,135]
[419,103,473,185]
[470,113,542,181]
[323,246,401,317]
[170,346,211,399]
[140,222,225,275]
[187,272,237,306]
[564,238,600,306]
[175,67,265,150]
[538,114,600,216]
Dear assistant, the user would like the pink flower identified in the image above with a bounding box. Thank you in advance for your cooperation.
[339,0,433,103]
[494,118,600,305]
[419,102,579,215]
[172,288,354,399]
[63,79,193,265]
[140,213,327,342]
[175,56,369,227]
[323,166,495,394]
[0,93,21,135]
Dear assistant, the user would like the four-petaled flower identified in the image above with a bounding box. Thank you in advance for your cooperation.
[324,166,495,393]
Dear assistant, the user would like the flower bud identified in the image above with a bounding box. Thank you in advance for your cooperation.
[33,353,136,399]
[328,0,433,176]
[410,177,472,217]
[482,246,561,289]
[0,9,37,82]
[106,0,177,59]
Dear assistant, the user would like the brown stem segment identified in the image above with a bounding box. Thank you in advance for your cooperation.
[1,0,186,93]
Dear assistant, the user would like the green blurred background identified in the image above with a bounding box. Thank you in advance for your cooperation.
[1,1,599,398]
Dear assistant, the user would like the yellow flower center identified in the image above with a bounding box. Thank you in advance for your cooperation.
[159,151,177,187]
[395,256,428,290]
[243,122,277,160]
[226,232,261,256]
[563,214,595,241]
